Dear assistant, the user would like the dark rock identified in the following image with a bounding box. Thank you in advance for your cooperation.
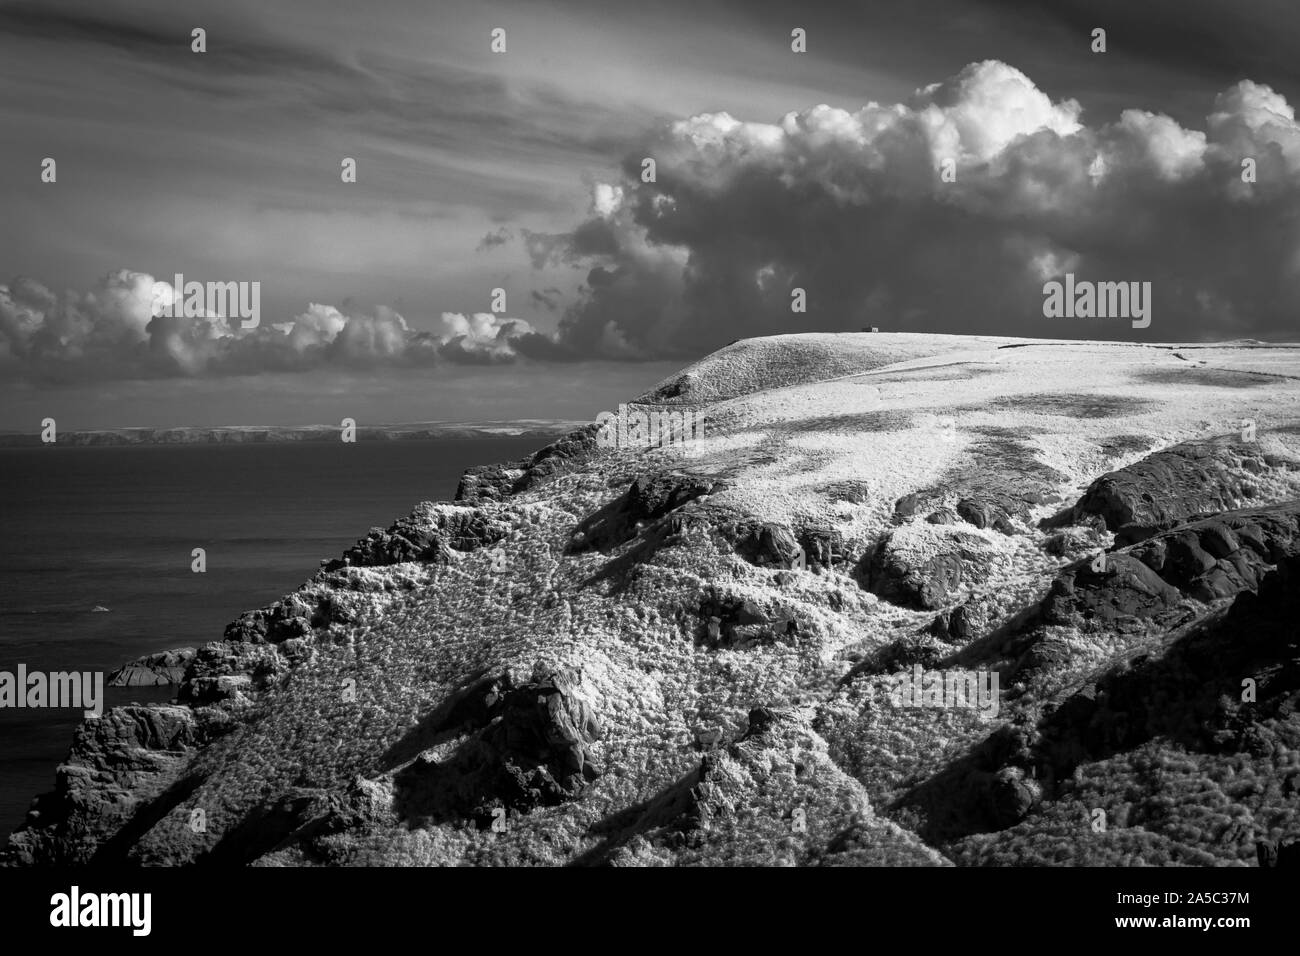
[853,633,946,675]
[454,462,526,504]
[956,497,1016,534]
[798,526,847,569]
[1025,552,1300,782]
[485,668,602,790]
[178,640,287,705]
[1043,525,1105,559]
[1070,440,1287,544]
[571,472,718,552]
[224,597,318,645]
[1200,524,1239,559]
[751,523,802,567]
[894,554,960,610]
[107,648,196,687]
[894,493,924,522]
[865,536,967,611]
[742,706,786,739]
[895,437,1067,533]
[323,504,509,572]
[628,472,716,520]
[929,603,974,644]
[1257,838,1300,868]
[393,667,602,824]
[1018,502,1300,667]
[720,519,846,571]
[984,768,1039,828]
[1165,531,1217,579]
[1039,553,1183,629]
[1128,504,1300,601]
[890,725,1038,841]
[698,591,798,646]
[1,705,204,865]
[456,425,600,502]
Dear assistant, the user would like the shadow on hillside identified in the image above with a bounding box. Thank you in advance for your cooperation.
[1133,366,1279,389]
[89,771,210,865]
[568,762,705,866]
[377,668,499,773]
[894,557,1300,844]
[952,393,1155,419]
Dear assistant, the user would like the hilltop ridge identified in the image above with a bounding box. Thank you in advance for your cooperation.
[6,332,1300,867]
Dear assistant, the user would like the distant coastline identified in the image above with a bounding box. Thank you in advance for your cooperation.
[0,421,587,447]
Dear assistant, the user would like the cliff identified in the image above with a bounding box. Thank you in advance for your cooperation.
[5,332,1300,866]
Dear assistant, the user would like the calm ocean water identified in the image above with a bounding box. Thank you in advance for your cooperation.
[0,438,543,842]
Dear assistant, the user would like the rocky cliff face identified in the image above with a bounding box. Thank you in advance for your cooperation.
[6,333,1300,867]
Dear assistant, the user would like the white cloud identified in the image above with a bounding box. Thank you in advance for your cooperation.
[592,183,624,217]
[0,274,551,380]
[534,59,1300,353]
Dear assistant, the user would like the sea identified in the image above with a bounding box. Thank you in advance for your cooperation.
[0,437,544,843]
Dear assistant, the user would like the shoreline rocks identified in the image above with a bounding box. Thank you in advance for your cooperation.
[106,648,196,687]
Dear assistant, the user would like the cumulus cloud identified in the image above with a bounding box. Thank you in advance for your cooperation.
[433,311,537,364]
[529,60,1300,356]
[8,61,1300,381]
[0,271,545,381]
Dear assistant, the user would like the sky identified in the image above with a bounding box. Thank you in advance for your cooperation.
[1,0,1298,428]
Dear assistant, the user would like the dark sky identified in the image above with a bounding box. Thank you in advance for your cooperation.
[1,0,1297,427]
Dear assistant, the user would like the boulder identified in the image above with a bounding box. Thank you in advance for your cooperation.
[864,525,1002,610]
[393,667,602,824]
[752,523,802,567]
[956,497,1017,534]
[698,591,798,647]
[107,648,196,687]
[1039,553,1184,629]
[929,603,975,644]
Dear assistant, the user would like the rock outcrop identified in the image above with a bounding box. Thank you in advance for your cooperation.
[107,648,196,687]
[1009,500,1300,679]
[322,503,509,572]
[394,667,603,827]
[1069,440,1294,544]
[570,471,718,552]
[1015,551,1300,802]
[4,706,206,865]
[455,425,599,502]
[863,524,1005,610]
